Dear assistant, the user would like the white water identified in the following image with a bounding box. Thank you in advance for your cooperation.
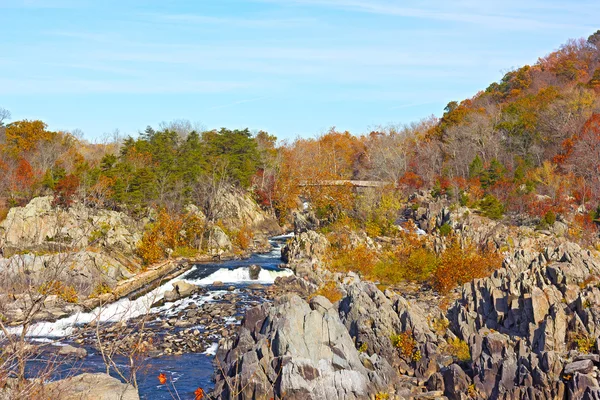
[11,265,292,339]
[192,268,291,285]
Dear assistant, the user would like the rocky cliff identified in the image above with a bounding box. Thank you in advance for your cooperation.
[0,196,143,257]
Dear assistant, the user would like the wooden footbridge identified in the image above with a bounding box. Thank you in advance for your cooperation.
[298,180,393,188]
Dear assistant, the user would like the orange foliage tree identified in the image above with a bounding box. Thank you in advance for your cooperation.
[434,238,503,294]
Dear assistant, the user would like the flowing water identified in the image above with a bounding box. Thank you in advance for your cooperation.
[22,236,293,399]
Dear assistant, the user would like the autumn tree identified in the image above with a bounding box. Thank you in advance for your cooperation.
[565,114,600,203]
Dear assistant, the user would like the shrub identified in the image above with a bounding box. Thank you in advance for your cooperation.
[89,222,111,244]
[39,280,78,303]
[309,281,343,303]
[477,195,505,220]
[235,224,254,250]
[390,331,418,360]
[446,338,471,361]
[574,333,595,353]
[53,174,80,208]
[90,282,113,298]
[327,243,378,277]
[138,209,207,265]
[544,210,557,225]
[439,223,452,236]
[433,238,503,293]
[171,246,199,258]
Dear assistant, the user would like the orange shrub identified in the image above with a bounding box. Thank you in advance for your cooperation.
[433,238,503,293]
[235,224,254,250]
[137,209,183,265]
[390,331,420,361]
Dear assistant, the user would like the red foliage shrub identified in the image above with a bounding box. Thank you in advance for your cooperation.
[53,174,80,208]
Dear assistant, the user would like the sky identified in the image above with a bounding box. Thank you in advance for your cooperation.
[0,0,599,142]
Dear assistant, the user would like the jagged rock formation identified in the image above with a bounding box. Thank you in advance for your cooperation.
[446,242,600,399]
[212,294,396,399]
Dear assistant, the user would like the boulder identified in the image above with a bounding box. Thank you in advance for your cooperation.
[206,226,233,255]
[45,373,139,400]
[163,281,198,302]
[58,345,87,359]
[564,360,595,375]
[249,264,261,280]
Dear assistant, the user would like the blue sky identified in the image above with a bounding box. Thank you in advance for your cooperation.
[1,0,598,142]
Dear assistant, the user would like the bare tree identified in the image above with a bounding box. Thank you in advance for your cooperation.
[0,107,10,126]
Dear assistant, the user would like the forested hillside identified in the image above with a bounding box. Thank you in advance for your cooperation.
[1,31,600,243]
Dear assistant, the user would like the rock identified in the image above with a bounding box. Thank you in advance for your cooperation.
[163,281,197,302]
[565,360,595,375]
[281,230,329,265]
[249,264,261,280]
[212,294,393,399]
[206,226,233,255]
[213,187,281,235]
[58,345,87,359]
[45,373,139,400]
[293,210,319,233]
[442,364,470,400]
[0,196,142,256]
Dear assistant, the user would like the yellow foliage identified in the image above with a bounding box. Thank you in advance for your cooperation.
[446,337,471,361]
[89,282,112,298]
[38,280,78,303]
[138,209,206,265]
[309,281,343,303]
[235,224,254,250]
[390,331,418,360]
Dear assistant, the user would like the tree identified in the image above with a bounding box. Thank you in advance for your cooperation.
[53,174,80,208]
[565,114,600,203]
[0,107,10,126]
[588,30,600,47]
[4,120,53,155]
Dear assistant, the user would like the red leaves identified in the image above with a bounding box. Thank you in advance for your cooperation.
[194,387,205,399]
[14,158,34,192]
[53,174,80,208]
[158,372,204,400]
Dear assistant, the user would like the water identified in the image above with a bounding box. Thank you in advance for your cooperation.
[21,238,292,399]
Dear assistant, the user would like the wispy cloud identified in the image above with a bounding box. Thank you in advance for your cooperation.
[257,0,594,31]
[148,13,316,29]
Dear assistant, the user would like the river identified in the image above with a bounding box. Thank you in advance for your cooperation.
[23,236,293,399]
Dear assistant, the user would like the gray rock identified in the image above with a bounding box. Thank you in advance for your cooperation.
[442,364,470,400]
[212,294,392,399]
[206,226,233,255]
[565,360,595,375]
